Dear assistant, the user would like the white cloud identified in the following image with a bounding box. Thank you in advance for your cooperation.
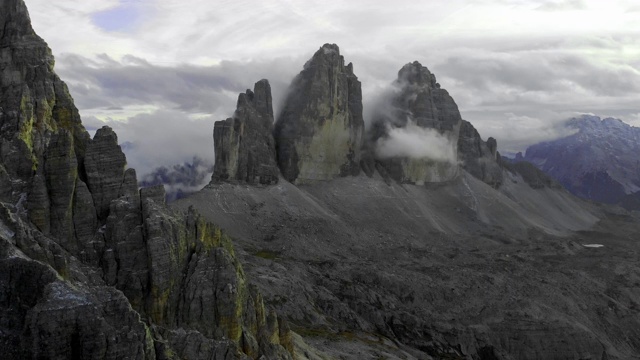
[376,121,458,163]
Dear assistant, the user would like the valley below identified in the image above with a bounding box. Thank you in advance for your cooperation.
[175,174,640,359]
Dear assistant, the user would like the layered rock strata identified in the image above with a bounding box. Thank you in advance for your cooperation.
[274,43,364,184]
[365,61,462,184]
[212,80,279,185]
[457,120,503,187]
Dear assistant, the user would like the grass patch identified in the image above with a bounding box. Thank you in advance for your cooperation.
[292,326,384,346]
[253,249,280,260]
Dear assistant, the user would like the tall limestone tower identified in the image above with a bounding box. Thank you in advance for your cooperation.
[274,44,364,184]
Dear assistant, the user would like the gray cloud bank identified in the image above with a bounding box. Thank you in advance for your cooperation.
[83,111,214,177]
[46,1,639,171]
[75,39,639,172]
[139,156,214,202]
[57,54,299,117]
[65,54,304,178]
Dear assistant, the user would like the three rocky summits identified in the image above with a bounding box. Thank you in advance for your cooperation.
[212,44,503,188]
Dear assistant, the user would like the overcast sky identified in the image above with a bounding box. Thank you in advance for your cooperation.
[25,0,640,173]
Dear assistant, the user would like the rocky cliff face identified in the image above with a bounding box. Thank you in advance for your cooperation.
[0,1,293,359]
[364,61,462,185]
[523,115,640,207]
[361,61,503,187]
[0,0,90,230]
[212,80,279,185]
[458,120,503,187]
[274,44,364,184]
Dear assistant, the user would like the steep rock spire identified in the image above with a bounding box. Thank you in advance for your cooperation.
[457,120,503,187]
[274,43,364,184]
[365,61,462,185]
[212,79,279,185]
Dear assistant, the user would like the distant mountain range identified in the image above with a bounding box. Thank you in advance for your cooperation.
[138,156,214,202]
[516,115,640,210]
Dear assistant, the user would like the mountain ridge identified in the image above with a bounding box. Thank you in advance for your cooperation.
[522,114,640,209]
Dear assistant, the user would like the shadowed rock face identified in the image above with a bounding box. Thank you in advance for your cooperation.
[458,120,503,187]
[0,0,90,236]
[364,61,504,188]
[275,43,364,184]
[212,79,279,185]
[365,61,462,185]
[0,1,294,359]
[394,61,462,132]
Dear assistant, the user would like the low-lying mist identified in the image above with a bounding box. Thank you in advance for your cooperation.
[139,156,214,202]
[375,120,458,163]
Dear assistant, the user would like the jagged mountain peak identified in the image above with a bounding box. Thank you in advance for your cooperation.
[397,60,439,88]
[524,114,640,206]
[302,43,358,76]
[212,79,279,185]
[244,78,274,120]
[320,42,340,53]
[1,0,36,39]
[566,114,637,136]
[274,43,364,183]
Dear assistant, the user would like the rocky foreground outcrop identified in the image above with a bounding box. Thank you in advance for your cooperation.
[274,44,364,184]
[212,80,279,185]
[0,1,293,358]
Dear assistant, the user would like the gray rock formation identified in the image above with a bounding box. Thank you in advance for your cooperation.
[85,126,127,221]
[0,0,92,246]
[212,80,279,185]
[0,1,295,359]
[0,236,156,360]
[457,120,503,187]
[274,43,364,184]
[366,61,462,184]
